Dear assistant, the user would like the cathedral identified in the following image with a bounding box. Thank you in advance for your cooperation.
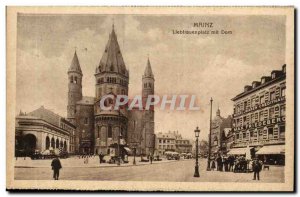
[67,25,155,155]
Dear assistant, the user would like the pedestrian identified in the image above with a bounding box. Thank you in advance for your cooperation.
[252,158,262,180]
[150,154,153,164]
[211,159,216,171]
[84,155,89,164]
[99,152,103,164]
[224,157,229,171]
[216,155,222,171]
[51,155,62,180]
[229,156,234,172]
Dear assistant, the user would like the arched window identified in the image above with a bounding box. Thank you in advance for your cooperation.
[108,125,112,138]
[213,136,218,145]
[74,76,77,84]
[70,76,74,83]
[56,139,59,148]
[45,136,50,150]
[96,126,100,138]
[64,141,67,151]
[51,137,55,148]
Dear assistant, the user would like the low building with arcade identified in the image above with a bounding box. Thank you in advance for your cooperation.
[15,106,76,156]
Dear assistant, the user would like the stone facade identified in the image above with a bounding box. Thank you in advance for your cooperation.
[231,64,286,163]
[155,131,192,155]
[15,106,76,155]
[210,108,233,155]
[67,25,155,155]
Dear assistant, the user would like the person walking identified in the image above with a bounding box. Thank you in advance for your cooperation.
[51,156,62,180]
[211,159,216,171]
[229,156,234,172]
[216,155,222,171]
[252,158,262,180]
[99,152,103,164]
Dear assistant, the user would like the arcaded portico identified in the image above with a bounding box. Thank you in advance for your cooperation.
[15,106,76,155]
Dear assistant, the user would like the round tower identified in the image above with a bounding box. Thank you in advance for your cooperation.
[94,25,129,154]
[142,57,155,155]
[142,57,155,107]
[67,51,83,125]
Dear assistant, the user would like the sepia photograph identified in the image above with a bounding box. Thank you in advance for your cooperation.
[6,6,294,192]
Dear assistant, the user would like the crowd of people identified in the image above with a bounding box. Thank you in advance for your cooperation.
[209,155,263,180]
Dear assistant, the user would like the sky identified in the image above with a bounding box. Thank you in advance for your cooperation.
[16,14,286,140]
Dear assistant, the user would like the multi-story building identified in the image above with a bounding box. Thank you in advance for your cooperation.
[230,64,286,164]
[209,108,233,156]
[155,132,176,155]
[155,131,192,155]
[174,132,193,154]
[15,106,76,155]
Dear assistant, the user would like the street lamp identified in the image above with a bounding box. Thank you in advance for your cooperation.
[207,97,213,171]
[117,129,122,166]
[133,144,137,165]
[194,126,200,178]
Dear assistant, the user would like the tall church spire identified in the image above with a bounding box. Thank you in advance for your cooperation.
[68,50,82,74]
[143,57,154,79]
[216,107,221,117]
[97,24,128,76]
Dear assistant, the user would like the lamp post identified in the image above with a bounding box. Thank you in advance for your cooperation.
[207,97,213,171]
[133,145,136,165]
[117,110,121,166]
[194,126,200,177]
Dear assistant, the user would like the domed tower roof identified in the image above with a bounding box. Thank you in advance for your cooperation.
[143,57,154,79]
[68,50,82,74]
[97,24,128,76]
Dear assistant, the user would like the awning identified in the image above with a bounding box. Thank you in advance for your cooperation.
[227,147,253,155]
[256,145,285,155]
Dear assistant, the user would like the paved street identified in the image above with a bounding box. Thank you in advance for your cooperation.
[14,158,284,182]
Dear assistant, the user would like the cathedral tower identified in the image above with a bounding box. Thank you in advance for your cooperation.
[142,57,155,155]
[67,51,83,125]
[142,57,155,105]
[94,25,129,154]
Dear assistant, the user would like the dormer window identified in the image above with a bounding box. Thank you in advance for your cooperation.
[261,78,265,84]
[272,73,276,79]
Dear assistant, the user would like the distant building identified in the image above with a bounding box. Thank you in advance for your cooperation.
[230,64,286,164]
[155,132,176,155]
[209,108,233,156]
[155,131,192,155]
[15,106,76,155]
[174,132,193,154]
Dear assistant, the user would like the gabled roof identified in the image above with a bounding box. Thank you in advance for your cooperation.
[97,25,128,76]
[143,58,154,78]
[27,106,65,128]
[68,51,82,74]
